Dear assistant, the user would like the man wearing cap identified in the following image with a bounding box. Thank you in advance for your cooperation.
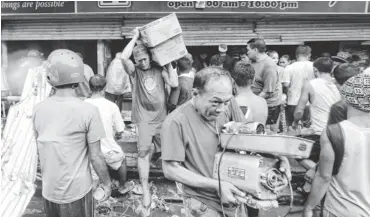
[120,28,178,216]
[303,73,370,217]
[210,44,236,73]
[247,38,282,132]
[168,53,195,113]
[33,49,111,217]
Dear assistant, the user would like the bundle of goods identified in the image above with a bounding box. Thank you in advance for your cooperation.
[138,13,188,66]
[213,122,314,211]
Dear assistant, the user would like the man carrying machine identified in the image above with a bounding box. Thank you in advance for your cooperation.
[161,66,297,217]
[120,28,178,217]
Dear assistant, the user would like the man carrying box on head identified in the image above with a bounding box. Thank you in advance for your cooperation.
[120,28,178,217]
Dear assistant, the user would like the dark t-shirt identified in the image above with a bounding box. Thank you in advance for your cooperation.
[328,100,347,125]
[131,65,167,124]
[168,75,194,107]
[251,56,281,107]
[161,99,246,215]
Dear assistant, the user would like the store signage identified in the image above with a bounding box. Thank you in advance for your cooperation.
[77,1,368,14]
[98,1,131,8]
[1,1,369,15]
[1,1,75,14]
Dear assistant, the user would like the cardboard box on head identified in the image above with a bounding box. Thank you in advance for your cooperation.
[139,13,182,47]
[149,35,188,66]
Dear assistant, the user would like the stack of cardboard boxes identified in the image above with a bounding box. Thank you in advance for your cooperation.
[139,13,188,66]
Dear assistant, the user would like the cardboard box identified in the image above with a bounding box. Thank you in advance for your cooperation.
[150,35,188,66]
[139,13,182,47]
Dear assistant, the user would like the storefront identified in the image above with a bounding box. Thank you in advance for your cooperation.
[2,1,370,82]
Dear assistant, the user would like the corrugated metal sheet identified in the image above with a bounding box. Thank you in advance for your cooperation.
[2,18,123,40]
[1,65,52,217]
[256,20,370,42]
[121,18,275,46]
[122,18,370,45]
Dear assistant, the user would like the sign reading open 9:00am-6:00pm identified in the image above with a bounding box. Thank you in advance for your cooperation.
[1,1,370,15]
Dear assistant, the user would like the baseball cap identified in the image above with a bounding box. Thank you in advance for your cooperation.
[331,56,348,64]
[341,73,370,113]
[218,44,228,53]
[133,44,149,60]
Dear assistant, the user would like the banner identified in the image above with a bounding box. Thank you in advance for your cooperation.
[77,1,368,14]
[1,1,75,14]
[1,1,369,15]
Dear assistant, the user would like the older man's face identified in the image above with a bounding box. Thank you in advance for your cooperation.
[195,77,233,121]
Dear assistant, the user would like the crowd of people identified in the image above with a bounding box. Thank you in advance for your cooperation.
[30,29,370,217]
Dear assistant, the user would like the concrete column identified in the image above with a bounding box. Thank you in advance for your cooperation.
[2,42,8,69]
[97,40,105,76]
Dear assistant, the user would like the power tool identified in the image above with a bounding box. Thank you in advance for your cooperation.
[213,123,314,210]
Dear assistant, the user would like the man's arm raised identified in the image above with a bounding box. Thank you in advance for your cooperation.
[120,27,140,76]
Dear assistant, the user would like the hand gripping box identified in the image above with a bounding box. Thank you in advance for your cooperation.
[150,34,188,66]
[139,13,182,47]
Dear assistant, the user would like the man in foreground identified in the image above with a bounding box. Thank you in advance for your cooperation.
[161,67,290,217]
[33,49,111,217]
[303,73,370,217]
[120,28,178,216]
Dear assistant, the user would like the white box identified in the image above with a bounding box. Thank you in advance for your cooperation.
[150,35,188,66]
[139,13,182,47]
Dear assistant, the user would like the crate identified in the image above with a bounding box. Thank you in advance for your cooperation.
[150,35,188,66]
[139,13,182,47]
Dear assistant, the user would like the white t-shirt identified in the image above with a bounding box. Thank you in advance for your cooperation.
[282,61,315,105]
[85,98,125,154]
[84,64,95,82]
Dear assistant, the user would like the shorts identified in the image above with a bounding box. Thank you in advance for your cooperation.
[43,191,94,217]
[285,105,311,127]
[91,149,125,181]
[104,150,125,170]
[136,122,162,158]
[266,105,281,125]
